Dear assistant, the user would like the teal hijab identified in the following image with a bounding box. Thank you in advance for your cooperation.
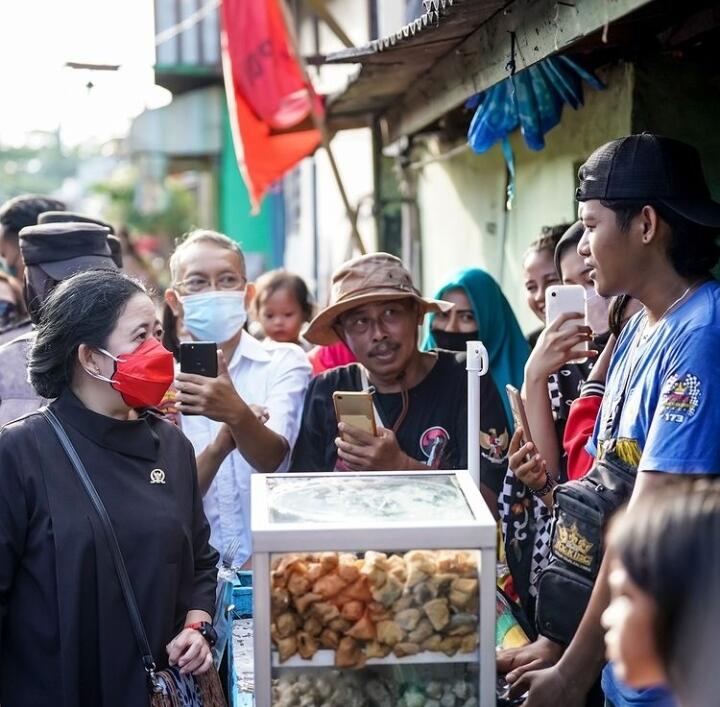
[423,268,529,427]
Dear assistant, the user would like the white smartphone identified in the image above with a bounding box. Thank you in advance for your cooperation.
[545,284,587,364]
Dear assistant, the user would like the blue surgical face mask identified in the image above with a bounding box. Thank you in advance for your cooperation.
[180,291,248,344]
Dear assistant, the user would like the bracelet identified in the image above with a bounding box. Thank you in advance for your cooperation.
[185,621,218,647]
[530,471,556,498]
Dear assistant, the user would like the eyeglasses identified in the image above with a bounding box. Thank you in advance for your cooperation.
[175,274,246,294]
[340,303,412,336]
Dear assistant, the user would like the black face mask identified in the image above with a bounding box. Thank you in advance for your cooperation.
[431,328,480,352]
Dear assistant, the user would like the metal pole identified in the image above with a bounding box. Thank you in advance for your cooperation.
[279,0,367,255]
[466,340,489,488]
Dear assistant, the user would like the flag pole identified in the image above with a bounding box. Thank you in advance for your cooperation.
[279,0,367,255]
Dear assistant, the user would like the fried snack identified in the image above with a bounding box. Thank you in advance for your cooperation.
[276,635,297,663]
[306,562,326,584]
[294,591,322,614]
[319,628,340,650]
[375,620,405,647]
[271,553,304,578]
[319,552,339,573]
[439,635,462,657]
[297,630,319,660]
[460,633,479,653]
[386,554,407,584]
[337,555,361,583]
[393,642,420,658]
[429,573,456,596]
[449,577,478,609]
[413,581,438,605]
[394,608,422,632]
[423,598,450,631]
[271,587,290,614]
[449,590,471,610]
[392,594,415,613]
[404,564,429,589]
[361,552,388,587]
[303,616,323,637]
[405,549,437,567]
[437,550,477,576]
[452,578,479,595]
[421,634,443,652]
[340,600,365,623]
[310,601,340,624]
[274,611,298,638]
[328,617,352,633]
[407,618,434,644]
[364,640,392,659]
[447,613,478,636]
[366,601,391,623]
[313,572,347,599]
[343,577,373,602]
[287,571,311,597]
[371,573,404,607]
[335,636,366,669]
[347,612,377,641]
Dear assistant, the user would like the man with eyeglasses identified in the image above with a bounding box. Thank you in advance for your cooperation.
[165,229,311,566]
[291,253,509,510]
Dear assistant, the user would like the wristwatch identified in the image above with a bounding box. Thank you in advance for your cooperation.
[530,471,556,498]
[186,621,218,647]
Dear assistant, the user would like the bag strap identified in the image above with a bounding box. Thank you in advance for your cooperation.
[40,407,160,686]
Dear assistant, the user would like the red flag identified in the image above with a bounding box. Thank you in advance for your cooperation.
[221,0,323,212]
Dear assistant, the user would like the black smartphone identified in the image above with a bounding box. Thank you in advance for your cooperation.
[179,342,218,378]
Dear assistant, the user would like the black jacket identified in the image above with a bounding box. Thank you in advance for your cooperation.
[0,390,218,707]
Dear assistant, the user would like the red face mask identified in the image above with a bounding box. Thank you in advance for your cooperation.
[89,338,175,409]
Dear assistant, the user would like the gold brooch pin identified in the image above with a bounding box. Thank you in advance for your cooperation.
[150,469,166,485]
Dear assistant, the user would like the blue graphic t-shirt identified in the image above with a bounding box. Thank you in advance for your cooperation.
[588,280,720,706]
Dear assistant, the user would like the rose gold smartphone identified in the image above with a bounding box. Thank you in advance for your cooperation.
[506,385,534,460]
[333,391,377,440]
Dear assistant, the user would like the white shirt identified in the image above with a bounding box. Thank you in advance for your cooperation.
[181,334,311,565]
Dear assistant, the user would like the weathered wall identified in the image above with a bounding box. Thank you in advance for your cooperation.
[631,54,720,200]
[416,62,635,333]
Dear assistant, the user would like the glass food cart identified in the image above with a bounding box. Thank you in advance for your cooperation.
[251,468,497,707]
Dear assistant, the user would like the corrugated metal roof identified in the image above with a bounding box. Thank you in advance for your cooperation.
[325,0,508,127]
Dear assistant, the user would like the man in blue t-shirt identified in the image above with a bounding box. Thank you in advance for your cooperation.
[498,134,720,707]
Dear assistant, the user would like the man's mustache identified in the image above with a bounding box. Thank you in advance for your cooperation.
[369,341,399,357]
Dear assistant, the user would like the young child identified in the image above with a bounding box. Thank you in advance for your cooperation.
[602,478,720,707]
[252,269,313,347]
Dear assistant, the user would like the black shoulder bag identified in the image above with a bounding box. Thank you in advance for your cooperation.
[41,407,226,707]
[534,361,638,646]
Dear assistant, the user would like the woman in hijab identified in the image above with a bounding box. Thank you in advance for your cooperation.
[424,267,529,426]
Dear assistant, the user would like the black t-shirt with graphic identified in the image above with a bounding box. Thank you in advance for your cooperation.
[290,350,510,493]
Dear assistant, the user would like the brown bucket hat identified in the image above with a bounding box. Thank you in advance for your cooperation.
[305,252,454,346]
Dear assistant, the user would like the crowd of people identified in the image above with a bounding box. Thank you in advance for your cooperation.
[0,131,718,707]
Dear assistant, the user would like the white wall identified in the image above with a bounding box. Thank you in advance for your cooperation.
[284,0,383,305]
[417,62,635,333]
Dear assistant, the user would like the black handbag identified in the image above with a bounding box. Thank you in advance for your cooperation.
[41,407,226,707]
[534,364,639,646]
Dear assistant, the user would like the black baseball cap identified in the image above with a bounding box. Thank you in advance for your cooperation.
[37,210,115,234]
[576,133,720,228]
[19,222,117,280]
[106,234,123,268]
